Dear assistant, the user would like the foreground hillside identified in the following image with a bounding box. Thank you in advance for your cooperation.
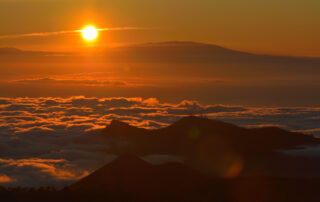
[66,155,320,202]
[1,156,320,202]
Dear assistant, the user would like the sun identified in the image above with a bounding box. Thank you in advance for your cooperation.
[81,26,98,41]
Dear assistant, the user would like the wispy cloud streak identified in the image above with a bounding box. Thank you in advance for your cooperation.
[0,27,150,39]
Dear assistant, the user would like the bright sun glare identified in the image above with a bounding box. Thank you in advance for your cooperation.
[81,26,98,41]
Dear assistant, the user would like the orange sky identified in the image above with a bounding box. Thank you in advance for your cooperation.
[0,0,319,57]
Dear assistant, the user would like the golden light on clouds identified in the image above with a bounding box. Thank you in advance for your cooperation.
[0,26,146,41]
[81,26,99,41]
[0,174,14,184]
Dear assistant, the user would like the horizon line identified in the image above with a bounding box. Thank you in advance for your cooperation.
[0,40,319,59]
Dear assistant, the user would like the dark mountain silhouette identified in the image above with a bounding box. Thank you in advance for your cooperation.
[1,158,320,202]
[100,41,320,64]
[102,116,318,154]
[69,155,208,199]
[2,158,320,202]
[2,42,320,64]
[65,156,320,202]
[102,116,320,178]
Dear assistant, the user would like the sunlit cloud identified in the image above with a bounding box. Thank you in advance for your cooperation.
[0,27,151,39]
[0,174,14,184]
[0,158,89,181]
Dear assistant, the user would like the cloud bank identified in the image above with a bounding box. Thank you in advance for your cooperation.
[0,96,320,187]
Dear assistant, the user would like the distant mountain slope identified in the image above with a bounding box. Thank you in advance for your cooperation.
[102,41,320,64]
[1,42,320,64]
[0,47,23,54]
[0,47,55,62]
[0,47,45,55]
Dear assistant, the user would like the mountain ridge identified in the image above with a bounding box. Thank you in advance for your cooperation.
[1,41,320,60]
[100,116,320,178]
[102,116,319,152]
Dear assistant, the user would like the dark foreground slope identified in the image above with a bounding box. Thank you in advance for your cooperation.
[69,155,208,199]
[1,156,320,202]
[66,156,320,202]
[3,156,320,202]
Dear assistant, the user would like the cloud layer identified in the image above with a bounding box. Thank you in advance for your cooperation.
[0,96,320,187]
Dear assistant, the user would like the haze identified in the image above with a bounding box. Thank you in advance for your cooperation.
[0,0,319,56]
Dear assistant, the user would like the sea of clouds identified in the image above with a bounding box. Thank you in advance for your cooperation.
[0,96,320,187]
